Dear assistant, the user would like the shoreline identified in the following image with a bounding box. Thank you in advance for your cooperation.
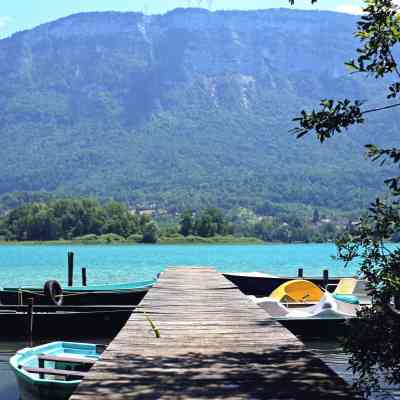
[0,236,265,246]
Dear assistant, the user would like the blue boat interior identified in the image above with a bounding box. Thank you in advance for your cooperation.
[10,342,100,383]
[332,294,360,305]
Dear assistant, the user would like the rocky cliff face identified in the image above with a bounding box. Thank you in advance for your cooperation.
[0,9,395,210]
[0,8,358,122]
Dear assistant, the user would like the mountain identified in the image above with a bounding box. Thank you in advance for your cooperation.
[0,8,398,212]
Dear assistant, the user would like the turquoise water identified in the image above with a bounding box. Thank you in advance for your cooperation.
[0,243,362,287]
[0,243,398,400]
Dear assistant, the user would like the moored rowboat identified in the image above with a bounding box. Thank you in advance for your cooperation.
[223,271,345,297]
[10,341,102,400]
[0,279,155,306]
[0,305,134,339]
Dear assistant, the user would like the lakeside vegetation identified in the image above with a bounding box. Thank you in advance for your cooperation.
[0,235,264,245]
[0,197,358,244]
[0,198,159,243]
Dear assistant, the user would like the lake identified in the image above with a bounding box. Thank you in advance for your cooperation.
[0,243,397,399]
[0,243,360,287]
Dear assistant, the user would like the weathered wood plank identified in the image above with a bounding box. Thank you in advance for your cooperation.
[71,267,359,400]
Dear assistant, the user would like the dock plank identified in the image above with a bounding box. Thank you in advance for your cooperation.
[71,267,359,399]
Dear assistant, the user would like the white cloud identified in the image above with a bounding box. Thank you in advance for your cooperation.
[336,1,400,14]
[0,16,11,31]
[335,4,364,15]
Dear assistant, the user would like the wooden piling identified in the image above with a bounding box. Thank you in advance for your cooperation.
[82,268,87,286]
[27,298,34,347]
[323,269,329,288]
[68,252,74,287]
[298,268,303,278]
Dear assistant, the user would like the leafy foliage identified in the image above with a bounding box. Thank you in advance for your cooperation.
[142,221,160,243]
[179,208,230,237]
[349,0,400,81]
[292,0,400,395]
[176,206,348,243]
[1,198,150,241]
[338,198,400,393]
[291,99,364,141]
[0,199,350,244]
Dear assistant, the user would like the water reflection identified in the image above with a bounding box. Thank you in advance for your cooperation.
[0,341,21,400]
[304,339,400,400]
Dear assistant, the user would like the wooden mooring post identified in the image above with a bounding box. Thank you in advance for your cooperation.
[27,298,34,347]
[323,268,329,288]
[298,267,304,278]
[81,268,87,286]
[67,252,74,287]
[70,267,360,400]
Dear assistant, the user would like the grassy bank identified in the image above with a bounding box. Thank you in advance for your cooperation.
[158,235,264,244]
[0,234,264,245]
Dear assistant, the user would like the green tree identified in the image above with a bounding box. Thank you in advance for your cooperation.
[291,0,400,395]
[193,208,228,237]
[2,198,146,241]
[179,209,194,236]
[142,221,160,243]
[102,201,137,237]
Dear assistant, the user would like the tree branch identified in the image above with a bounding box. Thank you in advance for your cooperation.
[363,102,400,114]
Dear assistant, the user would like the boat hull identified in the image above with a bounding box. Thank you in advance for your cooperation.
[0,308,132,339]
[223,273,342,297]
[16,371,77,400]
[0,288,148,306]
[278,318,351,339]
[10,341,100,400]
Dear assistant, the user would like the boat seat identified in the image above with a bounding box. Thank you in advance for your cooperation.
[21,366,87,379]
[253,298,290,317]
[334,278,370,304]
[38,354,96,365]
[334,278,358,295]
[269,279,324,302]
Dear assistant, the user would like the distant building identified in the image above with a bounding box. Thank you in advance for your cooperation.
[130,206,168,217]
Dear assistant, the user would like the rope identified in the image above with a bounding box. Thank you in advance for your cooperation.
[144,312,160,338]
[8,309,134,315]
[0,289,46,295]
[54,289,140,298]
[1,288,140,297]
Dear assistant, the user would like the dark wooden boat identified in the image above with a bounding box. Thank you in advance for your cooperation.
[223,272,348,297]
[0,305,134,339]
[278,318,350,338]
[0,280,155,306]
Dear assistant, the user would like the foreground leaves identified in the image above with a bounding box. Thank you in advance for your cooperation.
[292,0,400,396]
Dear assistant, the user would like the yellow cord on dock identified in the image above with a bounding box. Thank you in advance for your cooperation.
[144,312,160,338]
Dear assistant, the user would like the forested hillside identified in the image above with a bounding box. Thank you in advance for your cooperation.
[0,8,397,212]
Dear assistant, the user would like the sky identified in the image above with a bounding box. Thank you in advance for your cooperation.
[0,0,366,39]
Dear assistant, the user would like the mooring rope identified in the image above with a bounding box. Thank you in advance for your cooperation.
[0,288,141,298]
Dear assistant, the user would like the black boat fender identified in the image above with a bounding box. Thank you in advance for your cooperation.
[44,280,63,306]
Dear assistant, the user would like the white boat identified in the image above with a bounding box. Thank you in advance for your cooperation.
[249,291,359,337]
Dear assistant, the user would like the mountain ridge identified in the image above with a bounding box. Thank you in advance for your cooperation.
[0,8,396,212]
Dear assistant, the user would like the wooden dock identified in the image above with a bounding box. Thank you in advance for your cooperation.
[70,267,359,399]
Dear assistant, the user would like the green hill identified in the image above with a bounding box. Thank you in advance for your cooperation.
[0,8,397,212]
